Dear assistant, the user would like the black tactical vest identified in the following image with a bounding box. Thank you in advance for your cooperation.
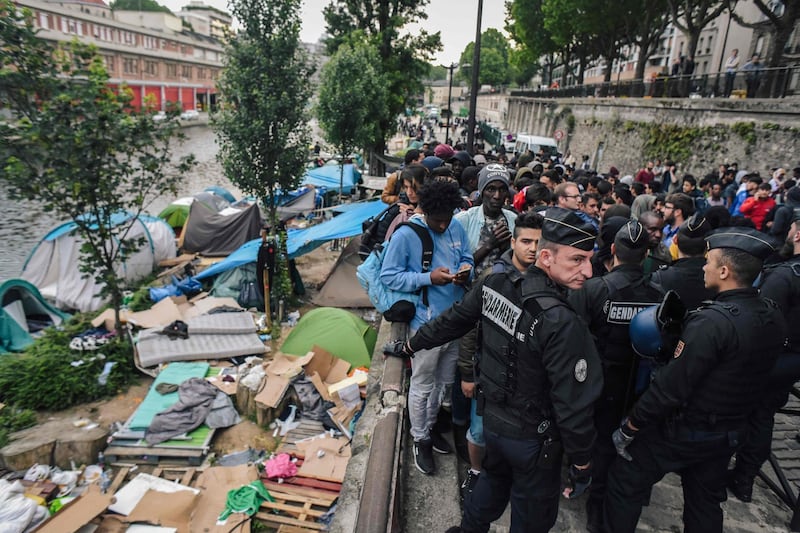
[760,257,800,348]
[477,273,560,439]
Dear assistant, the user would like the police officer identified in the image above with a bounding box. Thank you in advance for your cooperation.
[728,207,800,501]
[390,208,603,533]
[605,226,787,533]
[568,220,663,532]
[650,213,715,310]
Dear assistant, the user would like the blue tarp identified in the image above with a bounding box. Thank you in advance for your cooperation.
[302,164,360,193]
[194,200,388,281]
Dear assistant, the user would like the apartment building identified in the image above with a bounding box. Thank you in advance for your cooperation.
[17,0,225,111]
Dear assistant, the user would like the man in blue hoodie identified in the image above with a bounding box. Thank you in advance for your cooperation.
[380,178,474,475]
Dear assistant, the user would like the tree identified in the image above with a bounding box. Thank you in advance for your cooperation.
[110,0,172,13]
[323,0,441,173]
[317,38,387,202]
[1,0,194,332]
[458,29,513,86]
[622,0,671,82]
[214,0,314,225]
[668,0,727,60]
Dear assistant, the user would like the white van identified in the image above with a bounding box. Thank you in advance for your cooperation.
[514,134,559,159]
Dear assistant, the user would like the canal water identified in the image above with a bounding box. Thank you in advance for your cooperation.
[0,126,238,282]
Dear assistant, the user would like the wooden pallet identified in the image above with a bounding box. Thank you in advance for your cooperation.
[275,420,327,458]
[103,444,207,466]
[255,488,334,531]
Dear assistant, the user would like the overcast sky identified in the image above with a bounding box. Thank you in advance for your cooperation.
[159,0,508,65]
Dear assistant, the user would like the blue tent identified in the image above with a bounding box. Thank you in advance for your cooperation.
[195,200,388,281]
[302,164,360,194]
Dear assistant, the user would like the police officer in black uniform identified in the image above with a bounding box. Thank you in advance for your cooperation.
[729,208,800,501]
[604,226,787,533]
[390,208,603,533]
[568,220,663,532]
[650,213,715,310]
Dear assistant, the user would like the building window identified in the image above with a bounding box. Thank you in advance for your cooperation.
[102,54,115,72]
[197,67,207,79]
[144,60,158,76]
[38,12,50,30]
[122,57,139,75]
[181,65,192,79]
[166,63,177,77]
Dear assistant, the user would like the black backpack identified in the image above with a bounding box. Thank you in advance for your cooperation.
[358,203,404,261]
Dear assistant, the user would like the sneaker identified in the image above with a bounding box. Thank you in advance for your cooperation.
[430,431,453,454]
[414,438,435,475]
[460,468,480,502]
[728,472,754,503]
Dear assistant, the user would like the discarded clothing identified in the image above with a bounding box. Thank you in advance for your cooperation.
[155,382,180,395]
[145,377,238,444]
[206,390,241,429]
[264,453,297,479]
[219,480,273,521]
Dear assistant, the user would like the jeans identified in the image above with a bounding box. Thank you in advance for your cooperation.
[467,398,485,447]
[408,341,459,442]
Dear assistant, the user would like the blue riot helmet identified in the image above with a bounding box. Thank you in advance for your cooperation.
[630,290,687,361]
[630,304,661,359]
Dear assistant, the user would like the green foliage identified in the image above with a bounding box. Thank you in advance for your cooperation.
[458,29,512,86]
[214,0,314,225]
[0,407,37,448]
[110,0,172,13]
[762,122,781,131]
[426,64,448,81]
[323,0,441,162]
[642,124,715,162]
[0,316,139,410]
[566,113,577,133]
[1,1,195,334]
[271,230,293,338]
[317,37,387,194]
[731,121,757,145]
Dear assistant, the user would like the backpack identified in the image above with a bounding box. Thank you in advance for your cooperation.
[356,222,433,322]
[358,203,404,261]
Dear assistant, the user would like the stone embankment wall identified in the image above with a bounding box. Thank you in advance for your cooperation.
[505,97,800,176]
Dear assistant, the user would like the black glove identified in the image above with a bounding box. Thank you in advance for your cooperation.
[612,420,637,461]
[383,339,414,359]
[562,463,592,499]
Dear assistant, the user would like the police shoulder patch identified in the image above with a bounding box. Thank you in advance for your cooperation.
[674,340,685,358]
[574,358,588,382]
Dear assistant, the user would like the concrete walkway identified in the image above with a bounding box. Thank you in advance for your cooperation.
[403,396,800,533]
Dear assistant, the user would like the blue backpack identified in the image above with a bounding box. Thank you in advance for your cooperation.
[356,222,433,322]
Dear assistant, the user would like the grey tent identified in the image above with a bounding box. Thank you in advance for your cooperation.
[312,237,371,308]
[180,202,263,257]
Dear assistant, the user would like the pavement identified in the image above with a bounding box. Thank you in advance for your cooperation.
[402,395,800,533]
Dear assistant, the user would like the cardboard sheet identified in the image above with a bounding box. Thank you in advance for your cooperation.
[296,436,351,483]
[255,352,313,408]
[183,297,241,319]
[125,298,182,329]
[190,464,258,533]
[109,473,199,516]
[303,346,350,403]
[126,489,197,533]
[35,484,114,533]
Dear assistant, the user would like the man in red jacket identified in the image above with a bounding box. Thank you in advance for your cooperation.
[740,183,775,230]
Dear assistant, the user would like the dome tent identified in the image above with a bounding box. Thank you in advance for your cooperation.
[22,213,176,312]
[280,308,376,369]
[0,279,70,353]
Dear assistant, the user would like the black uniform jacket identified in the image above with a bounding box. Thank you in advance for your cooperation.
[410,263,603,465]
[629,287,786,430]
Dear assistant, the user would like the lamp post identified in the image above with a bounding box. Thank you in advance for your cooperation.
[444,62,458,145]
[466,0,483,156]
[714,7,734,96]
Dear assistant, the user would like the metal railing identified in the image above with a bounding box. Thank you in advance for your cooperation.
[511,65,800,100]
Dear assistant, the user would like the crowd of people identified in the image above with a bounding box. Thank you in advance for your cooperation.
[372,140,800,533]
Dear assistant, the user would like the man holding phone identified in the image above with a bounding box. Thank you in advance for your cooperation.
[390,208,602,532]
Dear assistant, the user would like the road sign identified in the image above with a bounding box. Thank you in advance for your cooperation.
[554,129,564,141]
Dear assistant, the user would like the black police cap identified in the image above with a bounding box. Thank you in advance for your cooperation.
[542,207,597,251]
[705,227,776,260]
[792,207,800,224]
[678,213,712,239]
[614,220,648,249]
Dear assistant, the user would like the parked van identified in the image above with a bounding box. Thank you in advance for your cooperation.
[514,134,559,159]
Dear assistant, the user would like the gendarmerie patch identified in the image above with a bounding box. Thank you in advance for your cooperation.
[574,359,588,382]
[674,340,685,358]
[482,286,522,336]
[606,301,655,324]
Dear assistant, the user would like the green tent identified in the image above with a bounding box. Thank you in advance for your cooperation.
[280,308,377,369]
[157,191,231,231]
[0,279,70,353]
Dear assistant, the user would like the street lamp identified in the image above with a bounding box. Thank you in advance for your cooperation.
[443,62,458,144]
[466,0,483,156]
